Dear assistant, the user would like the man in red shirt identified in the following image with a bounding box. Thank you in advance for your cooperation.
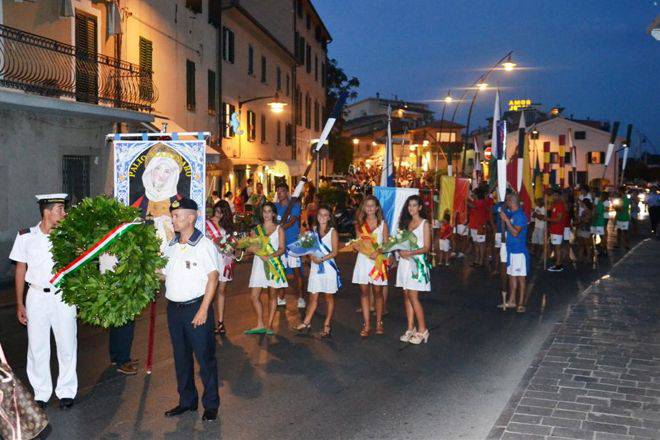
[468,187,488,267]
[547,189,567,272]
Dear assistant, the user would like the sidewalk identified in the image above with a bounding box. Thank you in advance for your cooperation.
[489,238,660,440]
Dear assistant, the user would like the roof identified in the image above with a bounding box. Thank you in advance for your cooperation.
[419,119,465,130]
[346,97,433,114]
[305,0,332,42]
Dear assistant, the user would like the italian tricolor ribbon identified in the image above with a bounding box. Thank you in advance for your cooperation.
[50,220,142,286]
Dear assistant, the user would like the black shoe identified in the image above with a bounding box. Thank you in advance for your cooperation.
[202,409,218,421]
[36,400,48,409]
[59,398,74,410]
[164,405,197,417]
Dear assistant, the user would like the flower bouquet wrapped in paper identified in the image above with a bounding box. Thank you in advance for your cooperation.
[212,232,239,278]
[236,226,287,283]
[382,229,430,283]
[287,231,336,275]
[348,224,388,282]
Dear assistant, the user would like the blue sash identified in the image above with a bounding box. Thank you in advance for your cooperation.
[318,234,342,290]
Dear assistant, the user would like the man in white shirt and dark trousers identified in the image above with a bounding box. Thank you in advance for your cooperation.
[163,198,220,422]
[9,193,77,410]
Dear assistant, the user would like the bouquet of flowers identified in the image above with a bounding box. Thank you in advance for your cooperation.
[213,232,240,278]
[348,226,388,282]
[236,228,287,283]
[287,231,328,273]
[382,229,430,284]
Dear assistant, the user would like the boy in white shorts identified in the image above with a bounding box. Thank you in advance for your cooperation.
[530,198,546,256]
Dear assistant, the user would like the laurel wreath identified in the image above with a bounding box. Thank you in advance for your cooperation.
[50,196,166,328]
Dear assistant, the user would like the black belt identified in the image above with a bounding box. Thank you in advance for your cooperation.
[29,284,60,294]
[168,297,203,307]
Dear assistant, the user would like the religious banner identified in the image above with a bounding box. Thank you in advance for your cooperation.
[111,133,208,244]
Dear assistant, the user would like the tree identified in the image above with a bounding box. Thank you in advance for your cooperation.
[325,58,359,174]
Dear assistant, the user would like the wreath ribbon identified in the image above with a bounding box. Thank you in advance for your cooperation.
[255,225,287,283]
[358,224,388,282]
[50,220,142,287]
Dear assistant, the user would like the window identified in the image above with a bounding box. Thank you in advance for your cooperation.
[286,74,290,96]
[260,56,267,83]
[222,27,235,63]
[558,134,566,146]
[550,152,559,164]
[297,36,306,64]
[321,62,326,87]
[587,151,605,164]
[285,123,293,147]
[222,102,236,138]
[247,110,256,141]
[564,152,572,164]
[276,67,281,91]
[295,87,302,126]
[296,0,303,18]
[306,44,311,73]
[276,120,282,145]
[186,59,196,111]
[305,93,311,129]
[575,131,586,140]
[185,0,202,14]
[207,70,216,114]
[62,155,90,204]
[208,0,220,26]
[530,129,540,140]
[313,100,320,131]
[306,13,311,30]
[314,55,318,81]
[315,25,322,43]
[139,37,153,101]
[260,114,267,142]
[248,45,254,75]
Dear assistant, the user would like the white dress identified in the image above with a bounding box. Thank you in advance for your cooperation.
[308,228,339,294]
[396,220,431,292]
[352,222,387,286]
[248,226,289,289]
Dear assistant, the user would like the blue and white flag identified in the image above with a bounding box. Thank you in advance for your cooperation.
[373,186,419,233]
[380,105,395,187]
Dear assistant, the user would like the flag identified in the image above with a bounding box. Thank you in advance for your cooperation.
[454,178,470,226]
[558,135,566,187]
[472,135,481,189]
[439,176,455,222]
[603,121,620,168]
[373,186,419,233]
[496,120,507,203]
[516,110,526,192]
[491,90,500,158]
[380,105,395,187]
[543,141,551,186]
[519,116,533,218]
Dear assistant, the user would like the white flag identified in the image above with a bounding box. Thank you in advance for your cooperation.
[491,90,500,158]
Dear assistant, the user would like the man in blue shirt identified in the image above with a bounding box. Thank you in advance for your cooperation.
[275,182,306,309]
[490,191,508,307]
[499,193,529,313]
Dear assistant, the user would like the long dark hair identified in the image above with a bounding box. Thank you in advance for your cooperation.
[259,202,278,224]
[315,204,335,237]
[213,200,235,234]
[398,195,428,231]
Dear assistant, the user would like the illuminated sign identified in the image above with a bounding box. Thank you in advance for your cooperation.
[508,99,532,111]
[484,147,493,161]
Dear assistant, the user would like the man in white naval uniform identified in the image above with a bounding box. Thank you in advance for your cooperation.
[9,194,77,409]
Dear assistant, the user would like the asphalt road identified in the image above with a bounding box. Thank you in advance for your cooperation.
[0,224,649,440]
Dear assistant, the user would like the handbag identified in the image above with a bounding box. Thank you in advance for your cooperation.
[0,343,48,440]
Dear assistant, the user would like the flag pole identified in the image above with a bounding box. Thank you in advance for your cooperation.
[602,121,620,180]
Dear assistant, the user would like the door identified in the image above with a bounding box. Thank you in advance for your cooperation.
[63,155,90,205]
[75,12,98,104]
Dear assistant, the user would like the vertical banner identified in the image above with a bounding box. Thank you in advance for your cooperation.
[453,178,470,226]
[113,138,207,244]
[439,175,456,222]
[373,186,419,233]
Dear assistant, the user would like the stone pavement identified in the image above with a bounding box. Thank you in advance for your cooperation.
[489,238,660,440]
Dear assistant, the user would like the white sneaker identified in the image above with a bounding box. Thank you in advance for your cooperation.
[277,297,286,307]
[399,328,417,342]
[297,297,306,309]
[409,329,429,345]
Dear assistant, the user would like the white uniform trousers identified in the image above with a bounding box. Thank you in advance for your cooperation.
[25,287,78,401]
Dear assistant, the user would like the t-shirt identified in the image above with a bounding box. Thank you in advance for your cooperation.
[276,199,302,245]
[548,201,567,235]
[439,223,452,239]
[616,197,631,222]
[469,199,487,229]
[591,201,606,227]
[533,206,546,231]
[506,208,528,254]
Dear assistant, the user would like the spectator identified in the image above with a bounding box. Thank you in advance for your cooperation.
[498,193,529,313]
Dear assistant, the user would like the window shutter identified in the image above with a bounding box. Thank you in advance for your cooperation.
[207,70,216,113]
[208,0,220,26]
[139,37,153,101]
[186,60,196,111]
[558,134,565,146]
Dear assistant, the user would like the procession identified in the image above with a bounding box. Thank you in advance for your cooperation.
[1,1,659,439]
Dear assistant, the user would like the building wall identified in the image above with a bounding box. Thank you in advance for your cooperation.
[238,0,295,52]
[0,108,114,282]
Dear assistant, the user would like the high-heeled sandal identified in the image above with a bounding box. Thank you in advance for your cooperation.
[214,321,226,336]
[360,324,370,338]
[319,326,332,338]
[296,322,312,334]
[375,321,384,335]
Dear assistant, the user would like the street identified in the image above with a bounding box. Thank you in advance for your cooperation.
[0,229,652,440]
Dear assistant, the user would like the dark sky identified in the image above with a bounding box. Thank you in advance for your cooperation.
[315,0,660,155]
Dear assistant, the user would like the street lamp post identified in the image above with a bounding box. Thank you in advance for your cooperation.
[434,90,453,186]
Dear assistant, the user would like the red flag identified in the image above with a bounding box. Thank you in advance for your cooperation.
[453,178,470,225]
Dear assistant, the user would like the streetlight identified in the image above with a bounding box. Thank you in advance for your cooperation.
[239,92,287,111]
[502,54,517,71]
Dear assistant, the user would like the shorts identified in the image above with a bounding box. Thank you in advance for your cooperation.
[563,227,572,241]
[507,253,527,277]
[616,221,629,231]
[591,226,605,236]
[532,228,545,245]
[500,243,507,263]
[471,228,485,243]
[438,239,450,252]
[282,253,302,269]
[494,232,502,248]
[550,234,563,246]
[455,224,468,236]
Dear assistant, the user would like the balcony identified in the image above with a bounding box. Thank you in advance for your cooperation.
[0,24,158,112]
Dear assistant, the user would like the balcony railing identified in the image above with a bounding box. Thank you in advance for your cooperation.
[0,24,158,112]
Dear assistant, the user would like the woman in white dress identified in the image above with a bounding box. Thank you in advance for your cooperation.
[245,202,288,335]
[296,205,340,338]
[396,195,431,345]
[205,200,235,336]
[352,195,389,338]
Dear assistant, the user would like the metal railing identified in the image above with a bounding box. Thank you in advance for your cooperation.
[0,24,158,112]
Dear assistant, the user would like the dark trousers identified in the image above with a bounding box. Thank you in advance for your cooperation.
[167,300,219,410]
[109,321,135,365]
